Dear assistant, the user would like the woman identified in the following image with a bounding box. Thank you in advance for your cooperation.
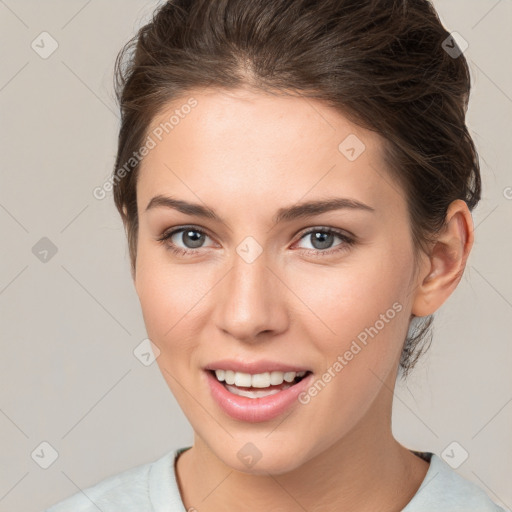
[46,0,505,510]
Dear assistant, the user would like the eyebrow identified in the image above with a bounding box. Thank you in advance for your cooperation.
[145,194,375,224]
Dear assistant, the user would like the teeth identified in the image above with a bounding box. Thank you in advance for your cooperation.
[225,383,290,399]
[234,372,252,387]
[214,369,307,388]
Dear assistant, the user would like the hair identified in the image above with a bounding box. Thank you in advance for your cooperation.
[111,0,481,378]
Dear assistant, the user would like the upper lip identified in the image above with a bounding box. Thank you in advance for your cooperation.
[204,359,311,374]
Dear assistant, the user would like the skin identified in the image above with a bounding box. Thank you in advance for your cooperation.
[133,86,474,511]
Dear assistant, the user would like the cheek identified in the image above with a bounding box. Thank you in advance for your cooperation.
[134,249,215,354]
[289,250,412,435]
[292,244,412,367]
[134,263,201,404]
[136,268,176,337]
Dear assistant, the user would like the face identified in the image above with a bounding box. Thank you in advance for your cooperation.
[134,87,420,474]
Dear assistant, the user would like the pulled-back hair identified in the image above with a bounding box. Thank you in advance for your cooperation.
[112,0,481,377]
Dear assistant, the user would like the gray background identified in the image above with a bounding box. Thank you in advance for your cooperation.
[0,1,511,510]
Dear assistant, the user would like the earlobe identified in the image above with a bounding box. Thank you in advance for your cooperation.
[411,199,474,317]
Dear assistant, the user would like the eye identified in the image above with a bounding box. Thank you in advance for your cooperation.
[157,225,355,258]
[294,227,355,256]
[156,226,215,256]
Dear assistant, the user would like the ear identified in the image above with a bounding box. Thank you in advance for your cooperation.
[411,199,474,317]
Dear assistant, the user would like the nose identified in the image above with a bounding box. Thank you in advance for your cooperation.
[212,249,289,343]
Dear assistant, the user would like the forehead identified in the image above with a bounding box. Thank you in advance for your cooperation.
[136,87,403,218]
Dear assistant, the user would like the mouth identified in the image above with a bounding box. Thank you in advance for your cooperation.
[206,369,313,399]
[203,359,315,422]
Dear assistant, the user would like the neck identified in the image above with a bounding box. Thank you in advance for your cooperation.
[175,390,429,512]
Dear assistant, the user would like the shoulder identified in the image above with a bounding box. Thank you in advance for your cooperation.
[404,452,506,512]
[43,447,189,512]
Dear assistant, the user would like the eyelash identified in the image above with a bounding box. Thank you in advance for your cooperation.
[156,225,356,258]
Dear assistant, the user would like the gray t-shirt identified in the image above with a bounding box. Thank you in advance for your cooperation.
[44,447,506,511]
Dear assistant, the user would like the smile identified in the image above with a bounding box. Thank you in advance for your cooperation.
[205,368,314,422]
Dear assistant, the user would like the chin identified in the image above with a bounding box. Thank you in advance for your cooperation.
[206,436,311,476]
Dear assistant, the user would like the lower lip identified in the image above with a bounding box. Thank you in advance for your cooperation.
[205,370,314,422]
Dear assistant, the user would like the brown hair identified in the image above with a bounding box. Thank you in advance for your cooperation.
[112,0,481,378]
